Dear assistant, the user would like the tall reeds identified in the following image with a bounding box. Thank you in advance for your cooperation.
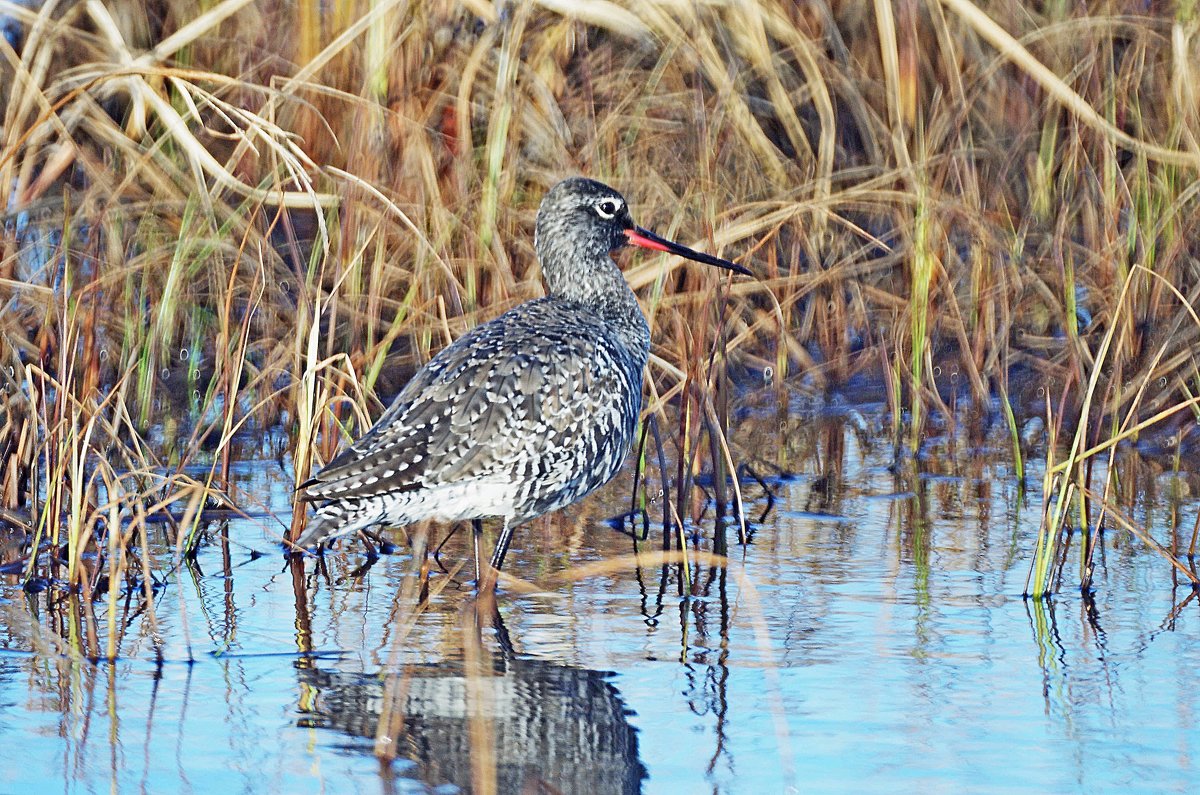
[0,0,1197,610]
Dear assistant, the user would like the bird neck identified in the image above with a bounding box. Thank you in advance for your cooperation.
[533,218,624,298]
[544,254,632,305]
[539,251,651,358]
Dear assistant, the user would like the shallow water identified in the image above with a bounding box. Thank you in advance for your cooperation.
[1,397,1198,793]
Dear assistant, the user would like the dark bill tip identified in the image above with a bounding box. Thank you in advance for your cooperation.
[625,227,752,277]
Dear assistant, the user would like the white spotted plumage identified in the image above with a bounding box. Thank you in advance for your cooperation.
[297,177,749,573]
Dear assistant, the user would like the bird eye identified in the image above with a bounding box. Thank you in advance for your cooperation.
[595,198,622,219]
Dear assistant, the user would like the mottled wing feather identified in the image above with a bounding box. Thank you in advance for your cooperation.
[301,299,639,506]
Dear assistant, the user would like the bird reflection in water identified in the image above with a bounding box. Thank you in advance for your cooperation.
[295,650,646,794]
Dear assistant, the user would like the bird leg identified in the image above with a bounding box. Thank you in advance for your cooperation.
[357,531,379,561]
[489,517,514,573]
[431,524,460,560]
[364,527,395,554]
[471,517,484,586]
[474,517,514,599]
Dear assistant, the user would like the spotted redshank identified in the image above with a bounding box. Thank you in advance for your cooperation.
[296,177,750,584]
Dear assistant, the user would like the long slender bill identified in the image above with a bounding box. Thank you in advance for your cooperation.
[625,226,752,276]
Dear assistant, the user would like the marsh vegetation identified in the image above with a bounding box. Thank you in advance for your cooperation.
[0,0,1198,790]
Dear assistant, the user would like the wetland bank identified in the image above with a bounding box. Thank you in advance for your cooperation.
[1,0,1199,791]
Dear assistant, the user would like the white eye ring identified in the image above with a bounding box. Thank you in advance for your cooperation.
[595,198,622,219]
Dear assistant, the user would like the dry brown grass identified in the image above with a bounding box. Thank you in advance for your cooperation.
[0,0,1198,600]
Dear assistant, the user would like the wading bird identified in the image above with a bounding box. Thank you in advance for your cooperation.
[296,177,750,588]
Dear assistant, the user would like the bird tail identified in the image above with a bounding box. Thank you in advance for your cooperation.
[295,500,385,549]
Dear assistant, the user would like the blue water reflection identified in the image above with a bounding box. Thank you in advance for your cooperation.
[0,405,1197,792]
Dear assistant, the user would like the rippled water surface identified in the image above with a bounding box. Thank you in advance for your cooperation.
[1,399,1197,793]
